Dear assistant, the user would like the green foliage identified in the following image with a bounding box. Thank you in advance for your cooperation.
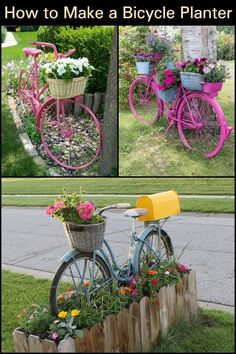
[24,115,41,144]
[20,26,39,32]
[217,26,234,34]
[217,31,235,60]
[1,26,7,43]
[37,26,113,93]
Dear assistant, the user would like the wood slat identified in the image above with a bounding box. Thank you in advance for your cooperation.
[42,339,58,352]
[13,329,29,353]
[167,284,177,325]
[117,310,129,352]
[75,329,92,353]
[103,314,119,352]
[28,335,44,352]
[89,323,105,352]
[159,286,169,335]
[183,274,190,321]
[57,337,76,352]
[128,302,141,353]
[175,278,184,323]
[140,296,151,352]
[188,271,198,319]
[149,294,160,346]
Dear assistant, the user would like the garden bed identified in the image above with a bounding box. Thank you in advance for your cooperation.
[13,271,197,353]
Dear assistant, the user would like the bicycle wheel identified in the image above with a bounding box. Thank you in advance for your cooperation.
[137,229,173,270]
[177,92,225,158]
[50,252,112,316]
[129,77,163,125]
[39,98,102,170]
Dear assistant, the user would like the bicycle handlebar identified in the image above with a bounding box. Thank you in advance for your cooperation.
[31,41,75,58]
[98,203,131,216]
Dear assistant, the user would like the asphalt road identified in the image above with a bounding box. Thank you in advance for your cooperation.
[2,207,234,307]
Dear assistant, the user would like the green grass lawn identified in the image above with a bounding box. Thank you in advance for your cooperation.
[2,270,234,353]
[1,195,234,213]
[1,32,47,176]
[119,61,235,176]
[2,177,234,195]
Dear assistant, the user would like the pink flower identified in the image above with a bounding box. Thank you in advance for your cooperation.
[54,201,65,210]
[164,76,175,86]
[77,201,95,221]
[165,69,173,77]
[51,332,59,341]
[180,264,189,272]
[29,313,34,320]
[131,289,138,297]
[45,205,55,216]
[157,83,165,91]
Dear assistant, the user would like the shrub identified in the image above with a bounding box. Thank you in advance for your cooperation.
[20,26,39,32]
[1,26,7,43]
[37,26,113,93]
[217,31,234,60]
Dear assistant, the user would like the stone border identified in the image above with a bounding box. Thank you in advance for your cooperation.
[7,96,61,176]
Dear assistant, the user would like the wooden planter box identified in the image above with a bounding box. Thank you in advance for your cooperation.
[13,271,197,353]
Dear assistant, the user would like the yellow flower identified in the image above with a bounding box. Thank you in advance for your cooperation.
[71,309,80,317]
[148,270,157,276]
[119,288,126,295]
[58,311,68,319]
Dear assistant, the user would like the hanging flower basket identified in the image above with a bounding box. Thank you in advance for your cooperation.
[201,81,223,93]
[135,61,150,75]
[158,86,178,103]
[63,219,106,251]
[180,72,205,91]
[47,76,88,99]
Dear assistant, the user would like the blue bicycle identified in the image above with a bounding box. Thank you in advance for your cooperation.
[50,203,174,315]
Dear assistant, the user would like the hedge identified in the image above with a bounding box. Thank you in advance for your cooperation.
[1,26,7,43]
[217,31,235,60]
[37,26,113,93]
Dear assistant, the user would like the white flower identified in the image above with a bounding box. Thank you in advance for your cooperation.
[165,271,170,275]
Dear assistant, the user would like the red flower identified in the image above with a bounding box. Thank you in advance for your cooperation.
[151,278,158,286]
[165,69,173,77]
[21,308,27,314]
[124,72,129,78]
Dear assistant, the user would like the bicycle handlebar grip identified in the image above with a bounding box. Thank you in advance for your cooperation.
[115,203,131,209]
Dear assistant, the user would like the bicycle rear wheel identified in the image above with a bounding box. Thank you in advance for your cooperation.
[39,98,102,170]
[177,92,225,158]
[137,229,173,271]
[129,77,163,125]
[50,252,112,316]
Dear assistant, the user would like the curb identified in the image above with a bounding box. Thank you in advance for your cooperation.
[7,96,61,176]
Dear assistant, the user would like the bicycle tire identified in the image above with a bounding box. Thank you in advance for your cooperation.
[129,77,164,125]
[39,98,102,170]
[50,251,112,316]
[177,92,226,158]
[137,229,173,271]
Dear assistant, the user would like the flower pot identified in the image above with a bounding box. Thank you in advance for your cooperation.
[135,61,150,75]
[180,72,204,91]
[157,86,178,103]
[47,76,88,99]
[201,82,223,93]
[63,219,106,251]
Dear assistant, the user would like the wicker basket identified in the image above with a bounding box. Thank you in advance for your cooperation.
[63,219,106,251]
[180,72,204,91]
[47,76,88,99]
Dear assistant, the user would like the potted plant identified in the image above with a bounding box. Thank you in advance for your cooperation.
[133,50,153,75]
[157,68,181,103]
[43,57,94,99]
[202,60,229,93]
[46,191,105,251]
[177,57,207,90]
[145,29,175,62]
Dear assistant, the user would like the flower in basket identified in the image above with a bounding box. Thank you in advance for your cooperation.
[45,190,104,225]
[176,57,208,74]
[202,60,230,82]
[43,57,94,82]
[145,29,175,58]
[133,50,153,62]
[157,68,181,91]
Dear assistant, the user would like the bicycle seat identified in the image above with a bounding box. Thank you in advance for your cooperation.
[124,208,147,218]
[23,48,43,58]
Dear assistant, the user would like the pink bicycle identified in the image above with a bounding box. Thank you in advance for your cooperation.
[19,42,102,170]
[128,66,232,158]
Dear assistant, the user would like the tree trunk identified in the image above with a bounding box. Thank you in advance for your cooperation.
[99,27,118,176]
[182,26,217,60]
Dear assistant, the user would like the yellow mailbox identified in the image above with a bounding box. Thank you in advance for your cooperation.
[136,190,181,222]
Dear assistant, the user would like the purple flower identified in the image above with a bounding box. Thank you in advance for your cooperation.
[51,332,59,341]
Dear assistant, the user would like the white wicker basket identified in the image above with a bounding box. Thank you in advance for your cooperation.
[47,76,88,99]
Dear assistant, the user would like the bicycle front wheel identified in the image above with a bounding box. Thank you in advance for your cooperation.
[129,77,163,125]
[39,98,102,170]
[138,229,173,271]
[177,92,225,158]
[50,252,112,316]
